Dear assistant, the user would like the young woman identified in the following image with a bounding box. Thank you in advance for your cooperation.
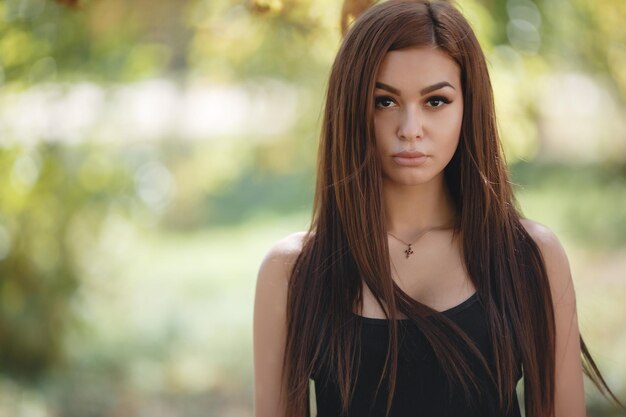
[253,1,622,416]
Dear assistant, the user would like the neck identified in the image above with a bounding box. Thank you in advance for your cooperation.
[383,174,456,238]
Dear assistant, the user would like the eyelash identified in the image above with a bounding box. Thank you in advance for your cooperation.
[374,95,451,109]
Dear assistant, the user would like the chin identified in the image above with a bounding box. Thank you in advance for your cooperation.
[384,173,437,186]
[382,164,450,186]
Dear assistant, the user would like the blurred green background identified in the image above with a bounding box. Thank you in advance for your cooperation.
[0,0,624,415]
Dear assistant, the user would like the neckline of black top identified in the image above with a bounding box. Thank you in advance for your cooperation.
[352,292,479,326]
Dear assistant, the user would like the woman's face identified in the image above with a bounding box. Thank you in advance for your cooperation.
[373,47,463,186]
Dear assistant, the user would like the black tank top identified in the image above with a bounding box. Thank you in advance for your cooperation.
[312,292,523,417]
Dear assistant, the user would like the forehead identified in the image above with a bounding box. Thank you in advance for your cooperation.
[376,47,461,90]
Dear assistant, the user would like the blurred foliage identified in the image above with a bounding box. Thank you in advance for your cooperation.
[0,0,184,84]
[462,0,626,102]
[155,131,317,229]
[511,162,626,248]
[186,0,341,85]
[0,143,137,380]
[1,0,624,174]
[2,0,622,94]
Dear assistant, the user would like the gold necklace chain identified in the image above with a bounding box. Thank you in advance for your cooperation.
[387,224,453,258]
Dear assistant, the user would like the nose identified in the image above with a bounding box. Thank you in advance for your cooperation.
[398,107,424,141]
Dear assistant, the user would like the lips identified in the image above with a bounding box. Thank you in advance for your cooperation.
[391,150,429,167]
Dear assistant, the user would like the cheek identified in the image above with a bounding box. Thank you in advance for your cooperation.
[373,115,391,147]
[442,106,463,145]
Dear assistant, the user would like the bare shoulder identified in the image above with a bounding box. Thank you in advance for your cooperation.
[253,231,309,417]
[257,231,309,285]
[520,218,574,302]
[520,218,568,263]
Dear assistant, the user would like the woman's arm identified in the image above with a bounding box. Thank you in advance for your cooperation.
[253,232,305,417]
[522,219,586,417]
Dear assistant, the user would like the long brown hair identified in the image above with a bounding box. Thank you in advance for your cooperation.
[282,1,622,416]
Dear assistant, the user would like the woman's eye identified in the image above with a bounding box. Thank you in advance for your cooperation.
[375,96,396,108]
[426,96,451,108]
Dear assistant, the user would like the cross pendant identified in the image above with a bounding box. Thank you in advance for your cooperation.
[404,244,414,258]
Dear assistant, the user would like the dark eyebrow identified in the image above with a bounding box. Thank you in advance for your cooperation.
[375,81,455,96]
